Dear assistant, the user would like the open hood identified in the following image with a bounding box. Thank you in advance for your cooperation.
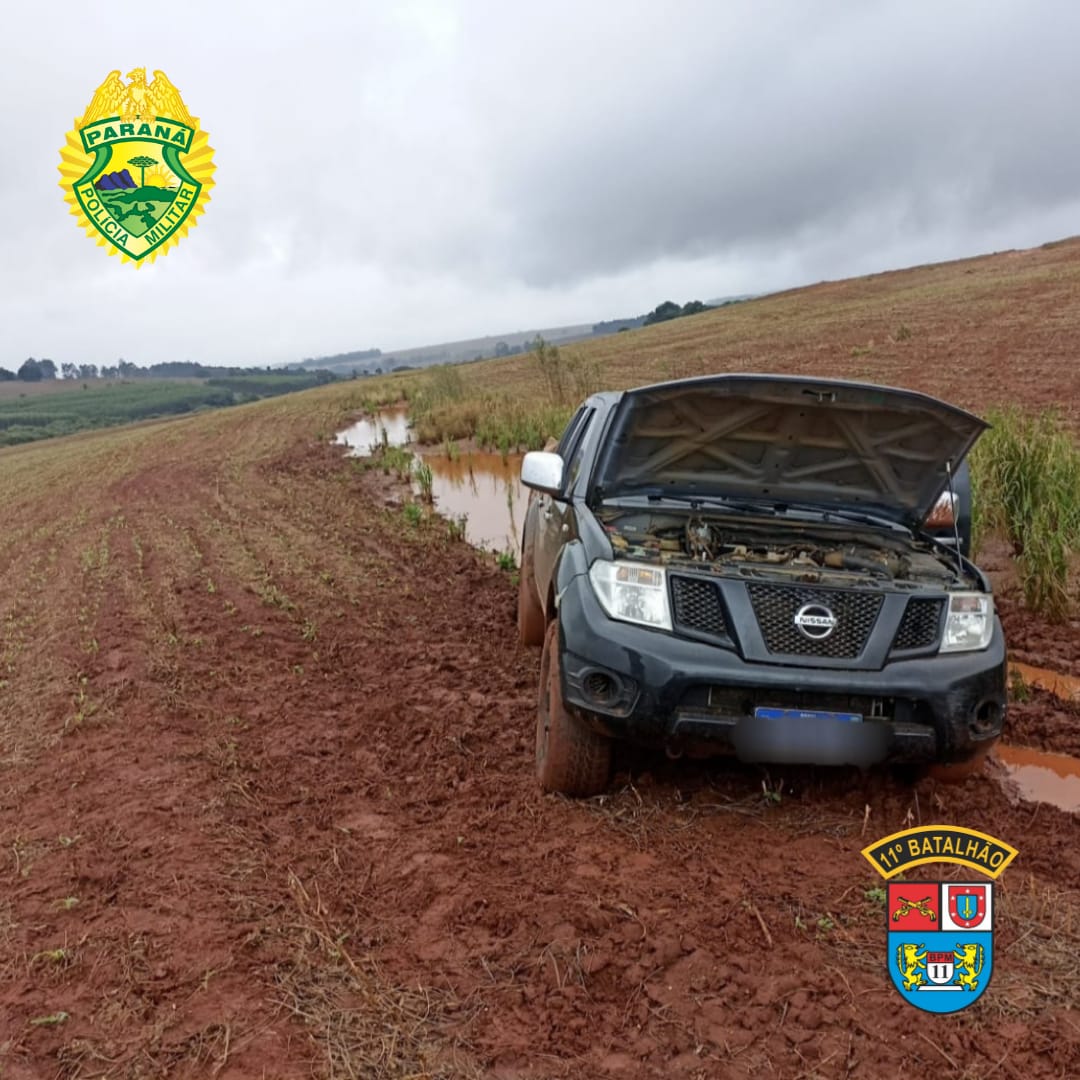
[592,375,988,525]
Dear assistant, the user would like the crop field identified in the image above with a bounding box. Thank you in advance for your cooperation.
[2,241,1080,1078]
[0,374,332,447]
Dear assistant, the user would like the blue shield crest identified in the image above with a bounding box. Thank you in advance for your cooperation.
[887,881,993,1014]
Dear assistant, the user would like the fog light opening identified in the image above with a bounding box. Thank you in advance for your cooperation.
[970,700,1002,737]
[582,670,620,707]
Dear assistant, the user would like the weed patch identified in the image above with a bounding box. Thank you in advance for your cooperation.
[971,408,1080,619]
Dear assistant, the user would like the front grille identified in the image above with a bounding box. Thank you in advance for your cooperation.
[892,597,945,651]
[671,575,727,637]
[747,583,883,659]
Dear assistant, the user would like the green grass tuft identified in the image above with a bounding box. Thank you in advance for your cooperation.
[971,407,1080,620]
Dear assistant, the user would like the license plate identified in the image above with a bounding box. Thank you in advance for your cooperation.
[754,706,863,724]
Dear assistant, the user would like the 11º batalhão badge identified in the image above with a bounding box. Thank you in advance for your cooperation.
[862,824,1018,1014]
[58,69,215,264]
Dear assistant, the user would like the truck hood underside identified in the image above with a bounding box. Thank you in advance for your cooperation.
[593,375,987,524]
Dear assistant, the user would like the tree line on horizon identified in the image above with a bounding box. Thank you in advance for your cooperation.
[8,296,727,385]
[1,358,339,383]
[642,299,713,326]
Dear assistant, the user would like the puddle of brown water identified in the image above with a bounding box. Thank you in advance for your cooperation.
[997,744,1080,813]
[1010,662,1080,704]
[422,450,526,553]
[336,407,410,453]
[336,411,526,554]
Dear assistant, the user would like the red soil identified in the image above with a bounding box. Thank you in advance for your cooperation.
[2,428,1079,1079]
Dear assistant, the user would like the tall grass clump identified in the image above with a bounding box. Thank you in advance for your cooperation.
[412,458,434,503]
[475,398,573,452]
[530,336,603,405]
[405,341,598,449]
[970,407,1080,620]
[410,400,482,444]
[376,445,414,481]
[532,336,567,404]
[408,363,474,442]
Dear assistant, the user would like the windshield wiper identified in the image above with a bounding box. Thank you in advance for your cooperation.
[605,490,778,515]
[601,490,906,531]
[768,501,908,531]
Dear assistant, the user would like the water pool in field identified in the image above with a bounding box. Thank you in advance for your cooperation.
[337,410,526,553]
[996,744,1080,814]
[335,407,412,454]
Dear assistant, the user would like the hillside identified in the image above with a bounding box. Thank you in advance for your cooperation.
[299,321,601,374]
[406,236,1080,428]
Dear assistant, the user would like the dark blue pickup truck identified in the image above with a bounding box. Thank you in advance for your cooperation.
[517,374,1005,796]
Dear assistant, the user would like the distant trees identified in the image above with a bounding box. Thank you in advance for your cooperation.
[14,357,59,380]
[644,301,682,325]
[1,358,340,384]
[592,317,644,335]
[14,357,58,380]
[643,299,714,326]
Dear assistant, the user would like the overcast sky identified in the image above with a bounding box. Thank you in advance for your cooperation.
[3,0,1080,368]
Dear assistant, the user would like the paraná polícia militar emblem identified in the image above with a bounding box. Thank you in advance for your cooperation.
[58,69,215,264]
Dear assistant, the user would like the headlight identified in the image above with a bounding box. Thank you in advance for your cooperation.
[939,592,994,653]
[589,560,672,631]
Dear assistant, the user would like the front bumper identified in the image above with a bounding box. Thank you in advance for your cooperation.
[556,572,1007,767]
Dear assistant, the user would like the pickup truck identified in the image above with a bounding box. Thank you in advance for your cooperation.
[517,374,1005,796]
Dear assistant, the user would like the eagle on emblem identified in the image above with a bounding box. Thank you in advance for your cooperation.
[76,69,194,130]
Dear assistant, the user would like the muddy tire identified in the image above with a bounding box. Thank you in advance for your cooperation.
[517,548,546,647]
[536,619,612,796]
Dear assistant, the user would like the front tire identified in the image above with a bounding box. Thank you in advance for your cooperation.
[517,545,546,647]
[536,619,612,797]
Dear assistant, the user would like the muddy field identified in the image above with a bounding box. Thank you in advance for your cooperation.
[1,381,1078,1080]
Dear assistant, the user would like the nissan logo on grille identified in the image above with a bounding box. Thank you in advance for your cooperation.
[793,603,837,640]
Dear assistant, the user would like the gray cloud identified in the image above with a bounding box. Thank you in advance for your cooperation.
[1,0,1078,367]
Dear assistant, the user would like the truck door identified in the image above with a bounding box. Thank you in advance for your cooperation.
[532,406,595,614]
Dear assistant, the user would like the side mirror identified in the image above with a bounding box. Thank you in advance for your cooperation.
[521,451,564,497]
[923,461,972,557]
[925,492,956,529]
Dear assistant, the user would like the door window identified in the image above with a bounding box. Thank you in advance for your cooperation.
[564,409,596,490]
[556,407,588,458]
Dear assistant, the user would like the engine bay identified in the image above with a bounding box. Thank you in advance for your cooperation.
[597,508,974,589]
